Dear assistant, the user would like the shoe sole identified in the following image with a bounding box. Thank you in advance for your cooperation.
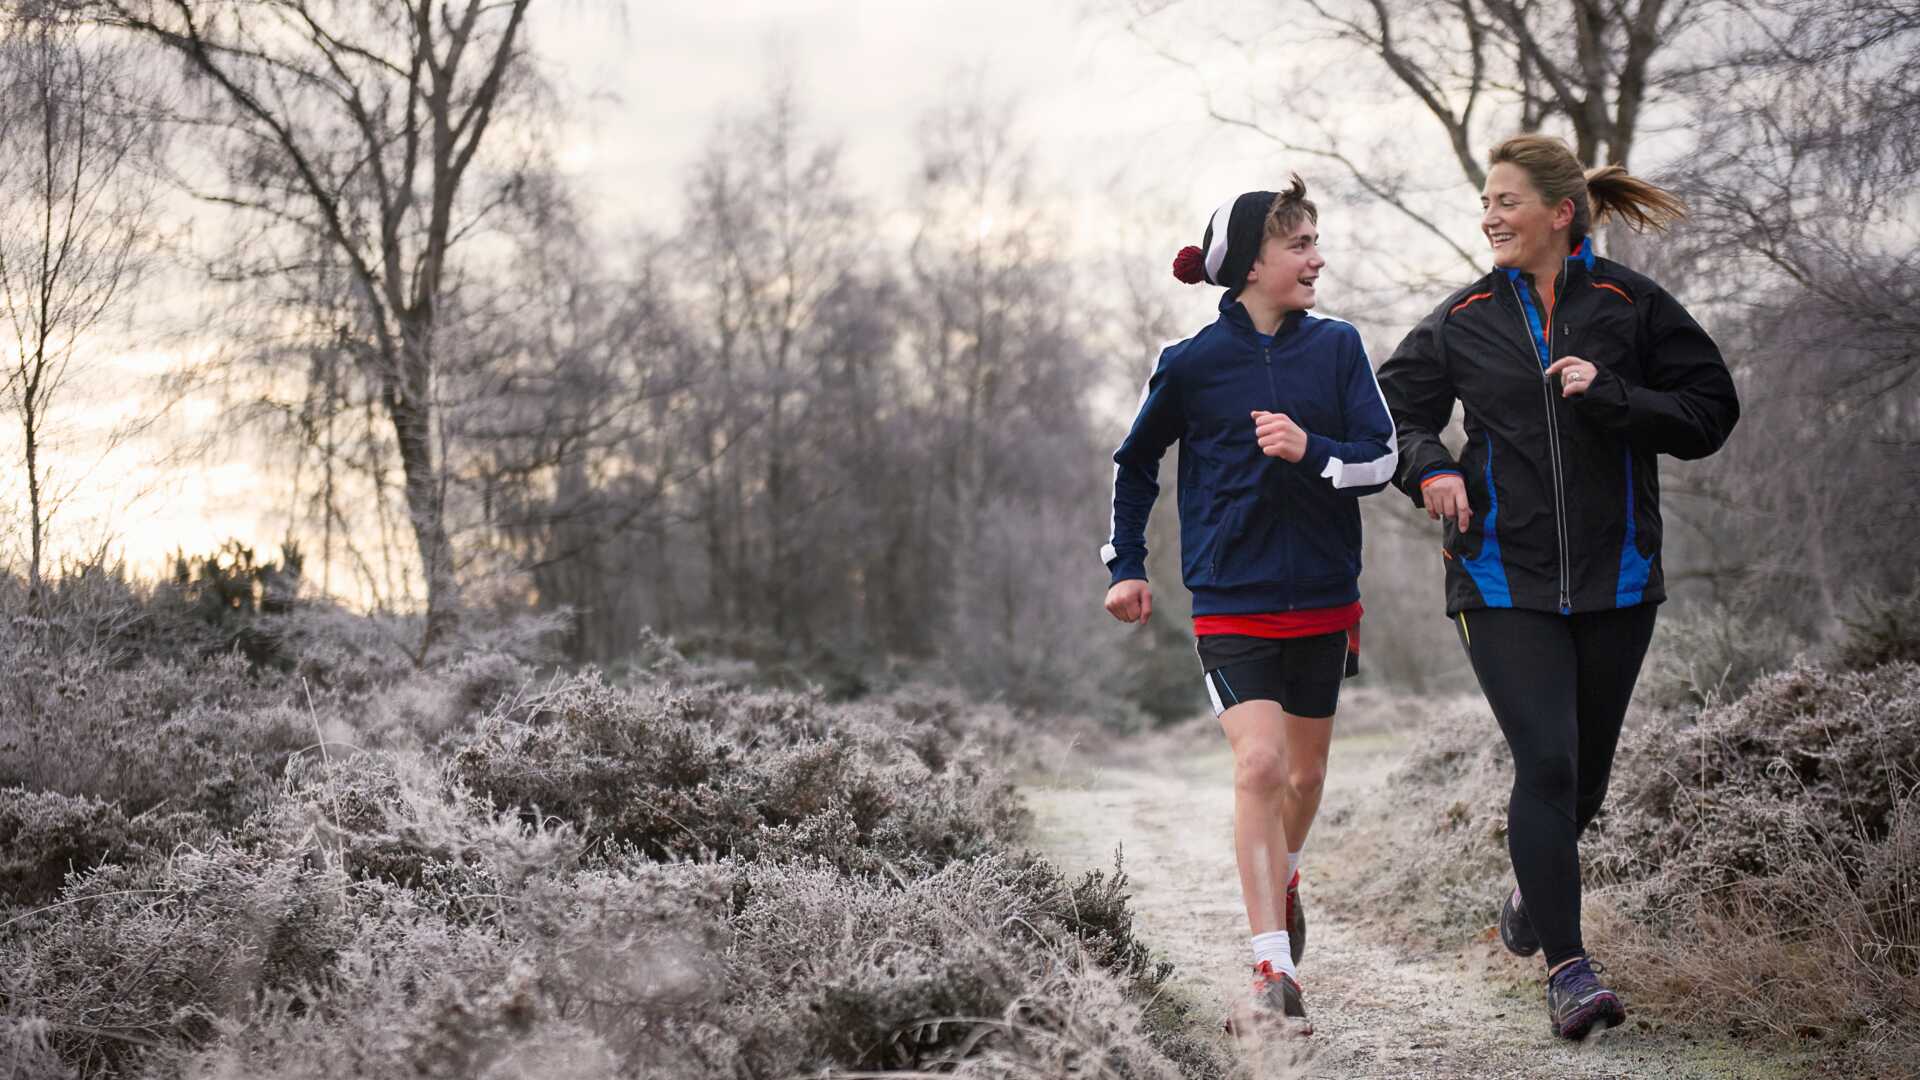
[1222,1013,1314,1038]
[1224,971,1314,1038]
[1500,891,1541,958]
[1288,878,1306,966]
[1280,977,1313,1037]
[1552,993,1626,1041]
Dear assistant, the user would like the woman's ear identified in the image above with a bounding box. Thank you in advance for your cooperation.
[1553,198,1576,232]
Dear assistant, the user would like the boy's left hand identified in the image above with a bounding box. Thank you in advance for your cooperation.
[1253,410,1308,463]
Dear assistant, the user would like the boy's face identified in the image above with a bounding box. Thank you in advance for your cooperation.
[1244,219,1324,311]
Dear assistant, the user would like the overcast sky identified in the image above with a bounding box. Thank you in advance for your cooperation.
[519,0,1398,276]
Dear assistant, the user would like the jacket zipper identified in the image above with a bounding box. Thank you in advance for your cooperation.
[1504,271,1574,614]
[1212,339,1282,582]
[1264,341,1298,606]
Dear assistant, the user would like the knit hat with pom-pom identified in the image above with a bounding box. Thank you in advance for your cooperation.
[1171,190,1280,292]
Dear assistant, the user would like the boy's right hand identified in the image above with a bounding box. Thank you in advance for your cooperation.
[1105,580,1153,624]
[1422,474,1473,531]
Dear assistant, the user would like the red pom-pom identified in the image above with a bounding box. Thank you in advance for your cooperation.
[1171,245,1207,284]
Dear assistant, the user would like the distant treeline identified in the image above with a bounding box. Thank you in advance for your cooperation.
[2,2,1914,721]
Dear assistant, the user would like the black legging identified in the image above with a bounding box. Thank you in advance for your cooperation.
[1454,604,1658,968]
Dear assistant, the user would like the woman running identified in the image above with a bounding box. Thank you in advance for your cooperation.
[1376,134,1740,1040]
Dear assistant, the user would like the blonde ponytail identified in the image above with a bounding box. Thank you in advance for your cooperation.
[1582,163,1687,234]
[1489,134,1688,245]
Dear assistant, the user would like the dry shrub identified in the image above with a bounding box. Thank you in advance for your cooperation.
[0,842,356,1076]
[1637,603,1805,710]
[1838,578,1920,672]
[896,965,1187,1080]
[1583,661,1920,1068]
[0,1014,72,1080]
[0,788,182,906]
[183,909,568,1080]
[0,565,1208,1079]
[0,650,308,829]
[178,851,1203,1080]
[1589,786,1919,1059]
[1593,661,1920,894]
[265,754,525,922]
[450,673,1027,873]
[721,853,1183,1075]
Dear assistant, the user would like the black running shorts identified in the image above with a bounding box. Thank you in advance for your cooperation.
[1197,631,1349,720]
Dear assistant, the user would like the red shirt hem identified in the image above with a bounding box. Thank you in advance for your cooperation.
[1192,601,1363,639]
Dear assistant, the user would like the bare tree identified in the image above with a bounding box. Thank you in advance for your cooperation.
[0,11,161,604]
[98,0,536,654]
[1656,0,1920,629]
[1113,0,1721,282]
[468,206,697,658]
[905,86,1113,702]
[676,80,866,643]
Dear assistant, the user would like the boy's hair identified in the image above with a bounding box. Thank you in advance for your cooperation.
[1171,178,1319,287]
[1263,174,1318,240]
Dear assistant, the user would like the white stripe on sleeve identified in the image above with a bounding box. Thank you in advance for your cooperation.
[1317,326,1400,489]
[1103,340,1183,566]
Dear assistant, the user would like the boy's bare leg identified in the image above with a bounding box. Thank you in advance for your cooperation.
[1219,700,1294,935]
[1276,712,1335,854]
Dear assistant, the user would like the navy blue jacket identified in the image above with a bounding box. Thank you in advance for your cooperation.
[1376,239,1740,616]
[1102,295,1398,615]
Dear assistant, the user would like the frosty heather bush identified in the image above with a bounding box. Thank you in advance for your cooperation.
[1594,660,1920,894]
[450,673,1026,872]
[1838,578,1920,672]
[181,909,555,1080]
[1,842,355,1075]
[1567,660,1920,1062]
[1588,786,1920,1053]
[0,568,1200,1079]
[0,651,309,828]
[720,853,1184,1075]
[1636,603,1805,711]
[0,788,181,906]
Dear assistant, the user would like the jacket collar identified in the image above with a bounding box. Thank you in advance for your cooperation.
[1218,290,1306,340]
[1499,235,1596,285]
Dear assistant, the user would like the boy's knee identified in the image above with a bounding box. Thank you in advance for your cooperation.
[1234,745,1287,796]
[1287,760,1326,800]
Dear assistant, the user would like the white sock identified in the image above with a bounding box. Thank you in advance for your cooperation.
[1287,851,1301,880]
[1251,931,1297,981]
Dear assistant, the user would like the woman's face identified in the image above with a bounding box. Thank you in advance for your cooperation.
[1481,162,1572,273]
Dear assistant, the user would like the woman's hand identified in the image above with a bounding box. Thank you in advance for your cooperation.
[1545,356,1598,398]
[1422,474,1473,531]
[1252,410,1308,462]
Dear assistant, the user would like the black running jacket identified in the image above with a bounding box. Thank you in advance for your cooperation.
[1376,238,1740,616]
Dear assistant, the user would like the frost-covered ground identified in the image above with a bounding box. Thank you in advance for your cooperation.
[1025,673,1918,1080]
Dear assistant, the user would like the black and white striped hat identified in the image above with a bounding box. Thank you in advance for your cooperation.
[1172,190,1280,291]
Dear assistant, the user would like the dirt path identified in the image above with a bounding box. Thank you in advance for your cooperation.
[1023,721,1813,1080]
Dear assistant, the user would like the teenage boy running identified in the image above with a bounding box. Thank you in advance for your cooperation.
[1101,178,1396,1034]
